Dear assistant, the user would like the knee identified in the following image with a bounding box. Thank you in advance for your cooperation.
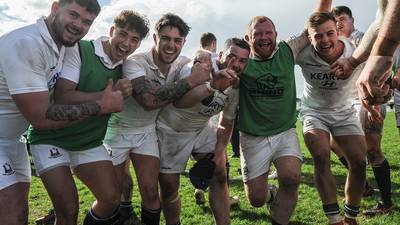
[348,157,367,172]
[141,184,159,203]
[97,186,120,208]
[312,152,331,170]
[279,174,301,191]
[161,189,179,204]
[367,149,384,165]
[212,168,227,185]
[248,193,267,208]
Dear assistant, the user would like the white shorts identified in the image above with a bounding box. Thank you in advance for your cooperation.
[395,90,400,128]
[0,138,31,190]
[157,122,217,174]
[30,144,111,175]
[103,131,159,166]
[239,128,302,183]
[300,107,364,136]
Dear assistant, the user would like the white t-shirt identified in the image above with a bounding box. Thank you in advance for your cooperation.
[61,36,123,83]
[106,50,190,134]
[0,17,65,138]
[157,64,238,132]
[297,38,358,112]
[349,29,364,48]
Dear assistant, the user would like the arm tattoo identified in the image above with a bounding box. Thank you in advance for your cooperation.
[45,102,101,121]
[132,77,191,108]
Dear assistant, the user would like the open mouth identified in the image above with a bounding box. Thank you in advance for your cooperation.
[258,41,271,49]
[163,48,176,56]
[65,25,81,37]
[117,45,129,55]
[319,44,333,52]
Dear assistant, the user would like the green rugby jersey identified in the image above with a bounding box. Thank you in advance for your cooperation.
[28,40,122,151]
[239,41,297,136]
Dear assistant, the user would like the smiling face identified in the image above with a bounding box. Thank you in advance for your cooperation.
[334,14,354,37]
[246,19,277,60]
[308,20,340,58]
[50,1,98,47]
[108,26,141,62]
[153,25,185,65]
[219,45,250,75]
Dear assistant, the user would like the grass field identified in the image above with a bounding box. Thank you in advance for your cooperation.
[28,113,400,225]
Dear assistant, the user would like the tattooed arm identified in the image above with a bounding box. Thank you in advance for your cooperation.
[45,102,101,121]
[131,76,192,110]
[12,80,123,130]
[131,61,213,110]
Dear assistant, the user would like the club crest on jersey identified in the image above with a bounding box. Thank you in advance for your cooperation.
[249,73,284,98]
[2,162,15,176]
[48,147,63,159]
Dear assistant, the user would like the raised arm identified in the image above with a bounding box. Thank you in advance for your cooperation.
[356,0,400,107]
[315,0,332,13]
[174,68,236,108]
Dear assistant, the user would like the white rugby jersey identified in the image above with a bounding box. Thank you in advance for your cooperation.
[106,50,189,134]
[349,29,364,48]
[297,37,359,112]
[157,64,238,133]
[0,17,65,138]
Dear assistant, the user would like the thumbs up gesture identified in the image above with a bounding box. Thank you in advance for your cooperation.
[97,79,124,114]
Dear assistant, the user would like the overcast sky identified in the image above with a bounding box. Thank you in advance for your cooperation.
[0,0,377,96]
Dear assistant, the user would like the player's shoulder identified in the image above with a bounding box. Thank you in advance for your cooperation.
[0,23,43,50]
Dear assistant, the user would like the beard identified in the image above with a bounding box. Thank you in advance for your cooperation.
[158,50,180,65]
[51,14,82,47]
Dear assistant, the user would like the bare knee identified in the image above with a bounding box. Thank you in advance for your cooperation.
[212,168,227,185]
[97,186,120,208]
[279,174,300,192]
[245,185,267,208]
[141,184,159,203]
[349,158,366,172]
[367,148,384,165]
[248,193,267,208]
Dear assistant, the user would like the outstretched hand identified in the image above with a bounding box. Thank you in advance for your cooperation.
[356,56,393,110]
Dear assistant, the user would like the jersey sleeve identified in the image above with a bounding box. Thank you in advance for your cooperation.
[178,64,192,79]
[123,57,146,80]
[222,88,239,121]
[59,45,81,84]
[286,30,309,62]
[0,39,48,95]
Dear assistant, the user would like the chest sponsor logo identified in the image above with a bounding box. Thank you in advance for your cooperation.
[249,73,284,98]
[2,162,15,176]
[48,147,63,159]
[199,94,229,117]
[310,72,340,90]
